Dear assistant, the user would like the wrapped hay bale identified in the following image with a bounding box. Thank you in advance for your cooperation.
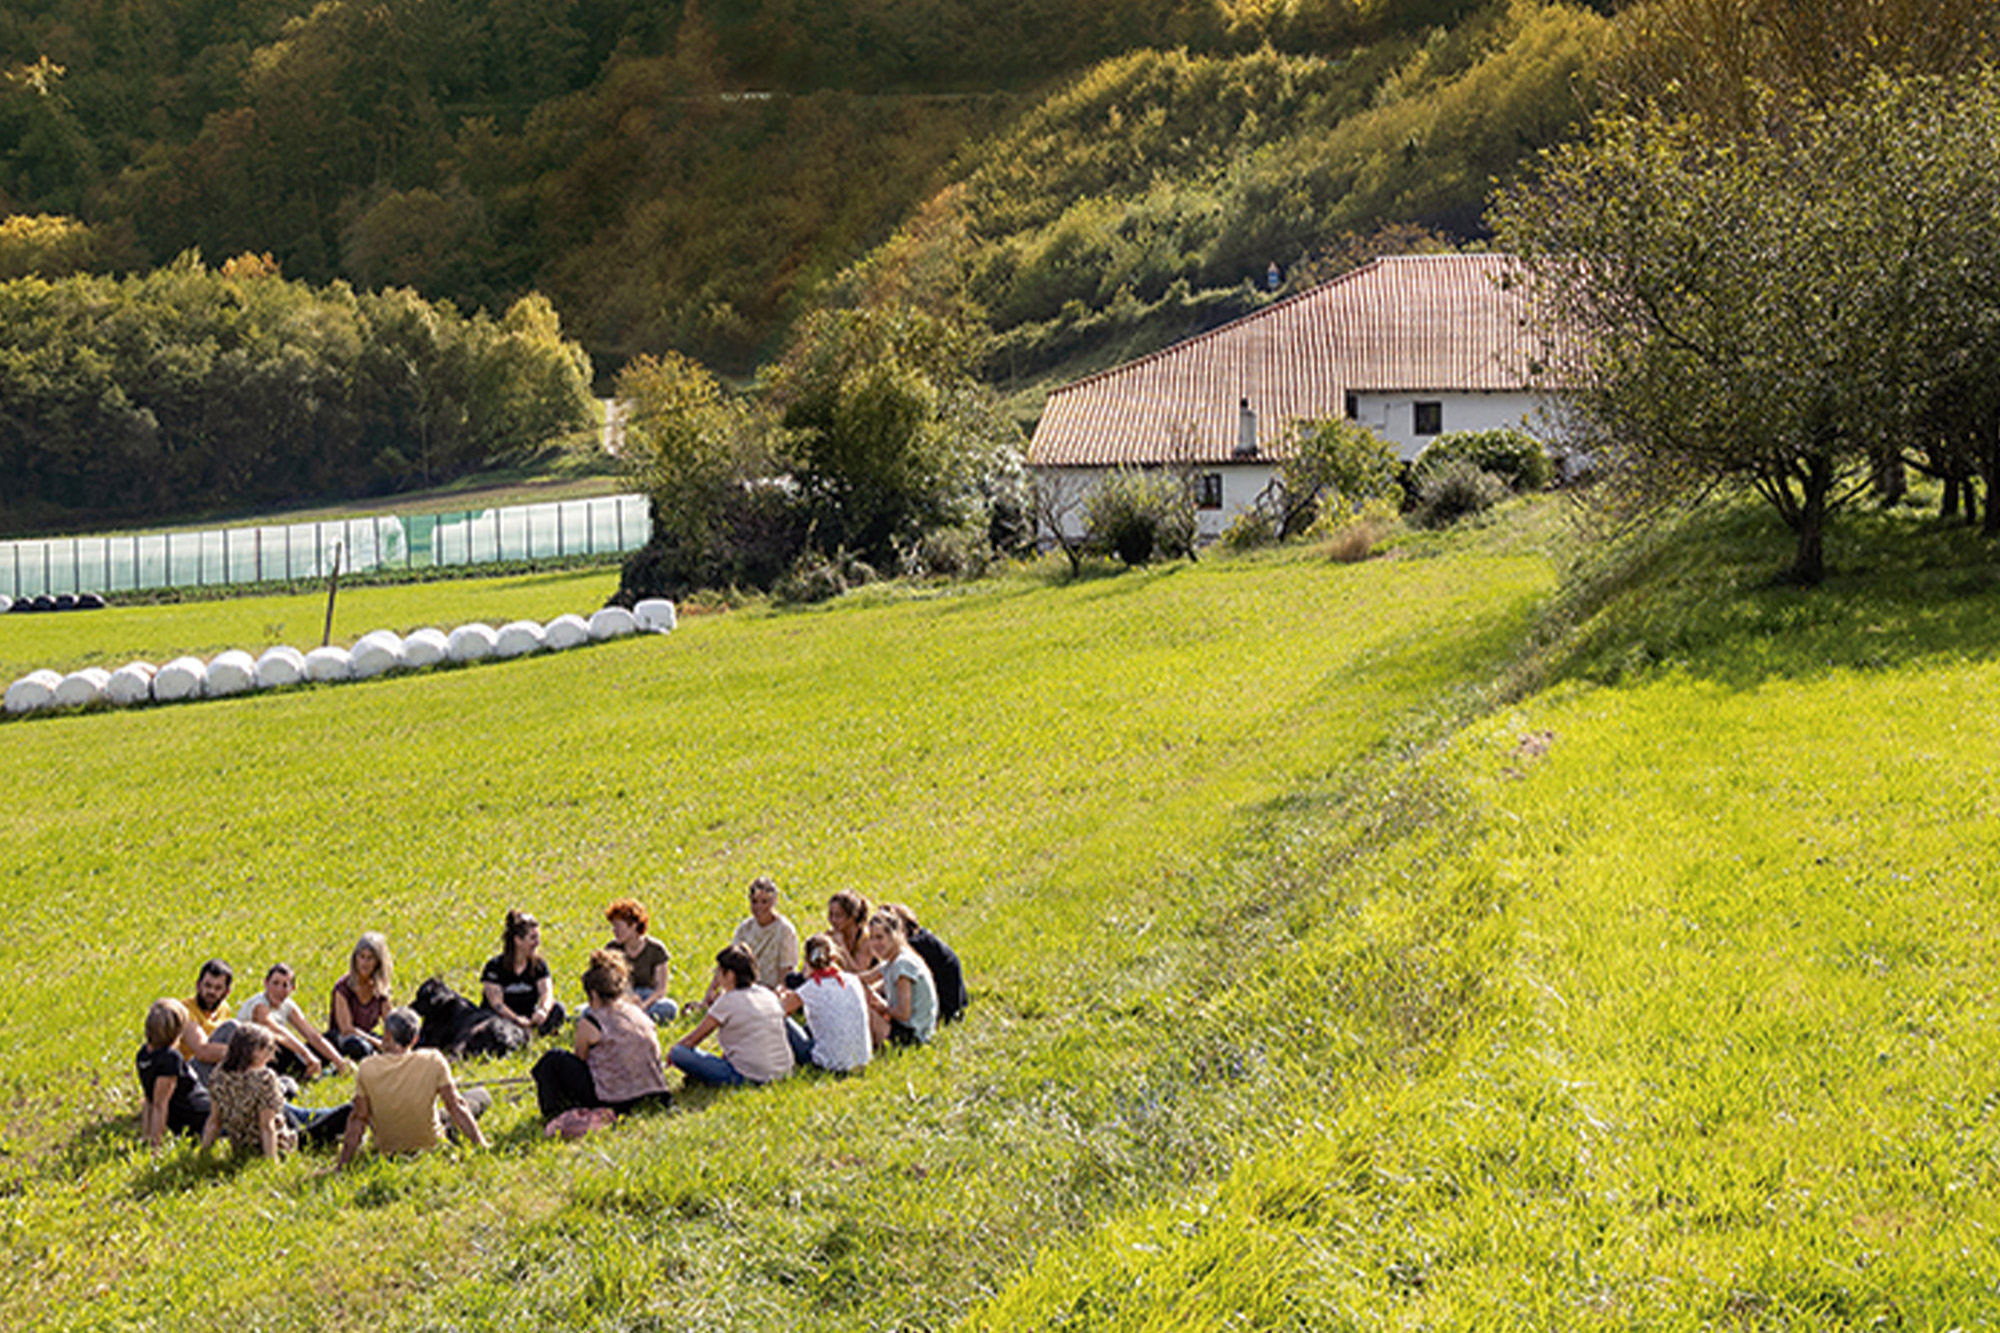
[349,630,405,680]
[104,662,157,706]
[633,598,678,632]
[255,646,307,689]
[447,623,498,662]
[151,656,209,702]
[544,613,590,650]
[588,606,639,640]
[493,620,546,659]
[205,650,258,697]
[4,670,63,714]
[54,667,112,707]
[304,645,352,682]
[402,628,449,669]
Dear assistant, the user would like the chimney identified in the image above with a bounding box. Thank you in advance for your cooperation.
[1235,398,1258,458]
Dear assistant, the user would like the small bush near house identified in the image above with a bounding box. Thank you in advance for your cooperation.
[1413,429,1552,493]
[1220,507,1278,552]
[773,550,879,605]
[1410,458,1509,528]
[1086,468,1193,566]
[897,525,995,580]
[1312,497,1399,562]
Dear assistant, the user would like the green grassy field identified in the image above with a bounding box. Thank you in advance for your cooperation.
[6,498,1997,1328]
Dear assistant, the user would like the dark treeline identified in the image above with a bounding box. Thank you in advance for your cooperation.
[0,0,1608,378]
[0,257,594,532]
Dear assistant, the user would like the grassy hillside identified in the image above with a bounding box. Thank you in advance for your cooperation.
[975,503,2000,1326]
[0,521,1554,1327]
[10,496,1991,1327]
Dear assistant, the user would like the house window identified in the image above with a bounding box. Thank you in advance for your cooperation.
[1197,473,1224,510]
[1344,392,1359,420]
[1413,401,1443,435]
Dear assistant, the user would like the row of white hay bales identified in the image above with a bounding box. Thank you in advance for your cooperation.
[3,599,677,717]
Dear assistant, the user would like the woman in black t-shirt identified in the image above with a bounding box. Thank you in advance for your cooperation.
[137,998,211,1149]
[481,908,565,1036]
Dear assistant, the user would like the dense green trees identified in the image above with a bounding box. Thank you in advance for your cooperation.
[2,1,1608,384]
[0,258,594,532]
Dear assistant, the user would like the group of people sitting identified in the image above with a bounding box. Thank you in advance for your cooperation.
[134,878,967,1162]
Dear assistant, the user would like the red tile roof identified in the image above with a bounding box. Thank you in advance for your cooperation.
[1029,254,1547,466]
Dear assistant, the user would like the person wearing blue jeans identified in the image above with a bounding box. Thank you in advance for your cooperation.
[668,944,794,1088]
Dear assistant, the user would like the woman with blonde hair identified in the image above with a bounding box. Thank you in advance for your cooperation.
[137,998,211,1149]
[327,931,394,1061]
[864,911,937,1048]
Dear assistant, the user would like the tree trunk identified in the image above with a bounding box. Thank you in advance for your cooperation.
[1941,473,1961,521]
[1788,454,1832,585]
[1981,421,2000,538]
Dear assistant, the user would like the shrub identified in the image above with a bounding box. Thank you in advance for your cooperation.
[1219,507,1277,552]
[1310,497,1399,562]
[898,526,994,580]
[1410,458,1508,528]
[1085,468,1188,566]
[1413,428,1552,493]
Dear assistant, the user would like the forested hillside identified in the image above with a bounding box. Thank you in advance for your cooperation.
[2,0,1610,382]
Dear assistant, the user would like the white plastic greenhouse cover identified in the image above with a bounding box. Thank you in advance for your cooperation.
[53,668,110,708]
[493,620,546,659]
[104,662,157,706]
[544,613,590,650]
[634,599,678,632]
[588,606,639,640]
[152,656,209,702]
[349,630,405,679]
[447,623,497,662]
[304,645,353,682]
[403,628,449,668]
[255,646,307,689]
[205,650,258,697]
[4,670,62,714]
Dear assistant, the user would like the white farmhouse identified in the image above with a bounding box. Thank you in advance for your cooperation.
[1027,253,1565,542]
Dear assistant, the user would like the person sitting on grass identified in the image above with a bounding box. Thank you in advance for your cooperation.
[532,950,670,1120]
[326,931,395,1063]
[719,876,799,993]
[237,962,349,1083]
[825,890,874,974]
[864,911,937,1049]
[602,897,677,1024]
[137,998,212,1150]
[178,958,239,1084]
[482,908,566,1038]
[337,1006,489,1168]
[878,902,967,1026]
[672,944,794,1088]
[201,1025,350,1159]
[777,934,872,1075]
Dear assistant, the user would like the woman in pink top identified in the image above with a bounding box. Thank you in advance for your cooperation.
[671,944,794,1087]
[531,950,669,1120]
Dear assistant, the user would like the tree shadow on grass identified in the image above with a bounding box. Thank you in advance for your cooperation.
[1521,500,2000,694]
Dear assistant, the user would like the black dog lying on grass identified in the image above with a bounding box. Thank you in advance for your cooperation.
[412,977,531,1059]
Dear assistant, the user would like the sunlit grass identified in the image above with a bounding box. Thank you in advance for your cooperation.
[1,526,1554,1328]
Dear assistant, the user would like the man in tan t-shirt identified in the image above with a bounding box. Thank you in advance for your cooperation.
[337,1008,490,1167]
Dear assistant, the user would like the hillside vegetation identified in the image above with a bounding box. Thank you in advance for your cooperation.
[2,0,1611,380]
[7,498,2000,1325]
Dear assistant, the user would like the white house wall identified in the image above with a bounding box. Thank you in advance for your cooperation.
[1035,463,1281,545]
[1349,391,1552,459]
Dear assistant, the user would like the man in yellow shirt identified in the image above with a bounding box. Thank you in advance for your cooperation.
[336,1008,489,1166]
